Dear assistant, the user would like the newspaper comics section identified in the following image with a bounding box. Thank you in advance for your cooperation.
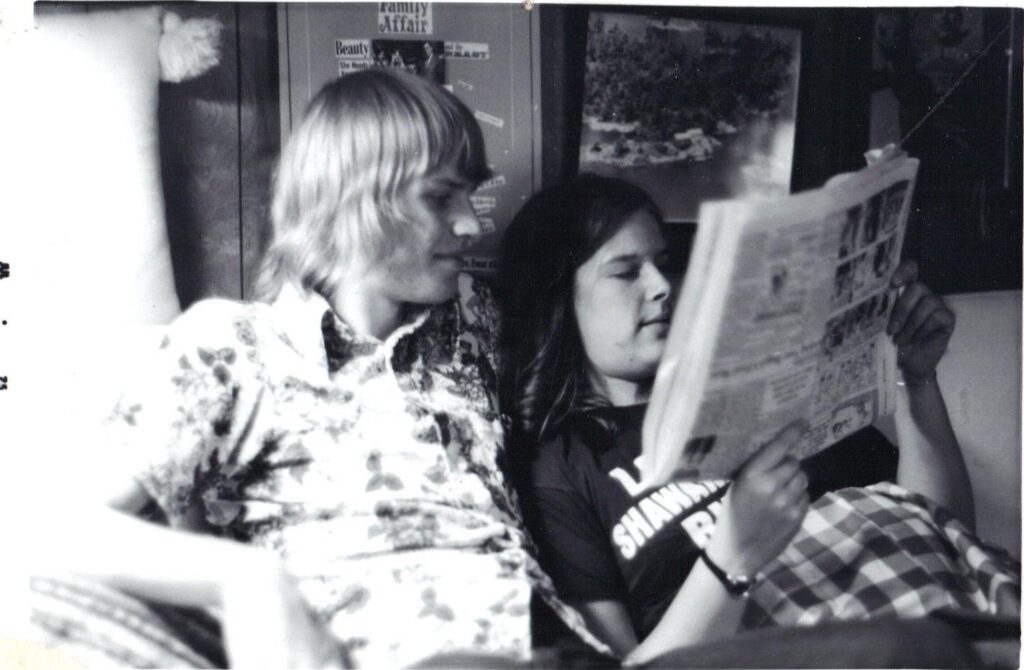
[644,156,918,482]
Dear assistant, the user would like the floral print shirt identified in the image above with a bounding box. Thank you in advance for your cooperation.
[106,274,603,667]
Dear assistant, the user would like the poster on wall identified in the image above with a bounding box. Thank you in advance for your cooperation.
[371,39,446,83]
[578,12,802,222]
[378,2,432,35]
[336,38,373,75]
[445,42,490,60]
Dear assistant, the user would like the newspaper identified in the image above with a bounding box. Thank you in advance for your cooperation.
[640,152,919,487]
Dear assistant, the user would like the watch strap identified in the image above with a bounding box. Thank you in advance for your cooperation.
[699,550,755,597]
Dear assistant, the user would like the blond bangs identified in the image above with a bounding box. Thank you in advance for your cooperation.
[257,70,488,303]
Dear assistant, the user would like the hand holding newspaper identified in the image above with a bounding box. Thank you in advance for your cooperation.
[640,150,919,487]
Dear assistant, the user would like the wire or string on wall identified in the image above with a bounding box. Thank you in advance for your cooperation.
[898,23,1012,149]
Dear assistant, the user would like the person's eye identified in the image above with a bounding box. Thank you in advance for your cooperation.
[611,268,639,280]
[425,192,452,209]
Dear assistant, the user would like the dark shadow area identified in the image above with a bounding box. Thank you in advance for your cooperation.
[159,3,279,309]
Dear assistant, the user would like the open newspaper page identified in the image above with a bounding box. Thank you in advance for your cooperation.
[641,155,919,487]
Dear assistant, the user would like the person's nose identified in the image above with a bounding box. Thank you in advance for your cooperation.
[645,263,671,304]
[451,192,483,242]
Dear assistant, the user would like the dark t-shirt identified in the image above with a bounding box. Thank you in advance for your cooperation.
[520,404,898,640]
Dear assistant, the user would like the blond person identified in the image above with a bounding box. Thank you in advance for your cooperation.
[31,70,599,669]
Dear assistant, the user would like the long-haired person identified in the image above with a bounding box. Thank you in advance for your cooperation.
[498,174,1020,666]
[31,70,601,669]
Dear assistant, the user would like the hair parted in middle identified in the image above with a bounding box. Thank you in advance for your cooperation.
[257,68,490,302]
[497,173,662,450]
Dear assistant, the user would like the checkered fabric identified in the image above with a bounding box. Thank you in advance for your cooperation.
[743,483,1021,629]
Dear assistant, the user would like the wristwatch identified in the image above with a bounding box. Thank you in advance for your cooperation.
[699,550,758,597]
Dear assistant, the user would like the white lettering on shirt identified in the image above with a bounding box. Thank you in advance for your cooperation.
[613,523,638,560]
[610,480,727,561]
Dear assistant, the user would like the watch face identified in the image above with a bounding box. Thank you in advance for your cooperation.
[726,573,754,595]
[700,551,758,596]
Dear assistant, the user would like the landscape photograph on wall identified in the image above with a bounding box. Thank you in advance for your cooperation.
[579,12,802,221]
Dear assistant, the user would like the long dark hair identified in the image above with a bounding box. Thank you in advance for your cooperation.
[497,174,662,453]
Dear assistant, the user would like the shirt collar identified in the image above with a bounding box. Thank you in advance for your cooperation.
[271,282,433,373]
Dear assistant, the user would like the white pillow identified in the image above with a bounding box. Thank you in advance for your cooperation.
[20,5,181,328]
[1,6,182,501]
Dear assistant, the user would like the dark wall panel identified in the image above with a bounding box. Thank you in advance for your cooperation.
[159,3,279,307]
[238,5,281,299]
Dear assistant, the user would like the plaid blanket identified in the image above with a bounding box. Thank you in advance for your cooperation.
[744,483,1021,628]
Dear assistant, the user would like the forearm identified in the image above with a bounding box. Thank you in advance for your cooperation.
[32,504,272,608]
[625,426,809,664]
[625,560,744,665]
[31,504,344,669]
[894,376,975,529]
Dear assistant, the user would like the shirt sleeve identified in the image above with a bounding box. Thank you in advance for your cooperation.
[523,442,628,603]
[103,299,263,524]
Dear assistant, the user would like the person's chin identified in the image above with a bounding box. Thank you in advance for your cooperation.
[419,276,460,305]
[642,340,667,368]
[434,254,464,274]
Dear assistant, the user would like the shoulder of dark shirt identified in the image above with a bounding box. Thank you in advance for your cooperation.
[526,405,646,488]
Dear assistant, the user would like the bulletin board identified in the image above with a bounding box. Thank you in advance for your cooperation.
[279,2,539,273]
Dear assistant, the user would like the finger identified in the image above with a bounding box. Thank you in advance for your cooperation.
[916,306,956,343]
[760,458,804,501]
[895,294,947,346]
[782,468,808,499]
[767,454,801,482]
[904,301,955,347]
[890,259,918,288]
[887,281,927,335]
[741,439,789,476]
[743,421,807,474]
[778,493,809,548]
[893,291,935,344]
[791,491,810,525]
